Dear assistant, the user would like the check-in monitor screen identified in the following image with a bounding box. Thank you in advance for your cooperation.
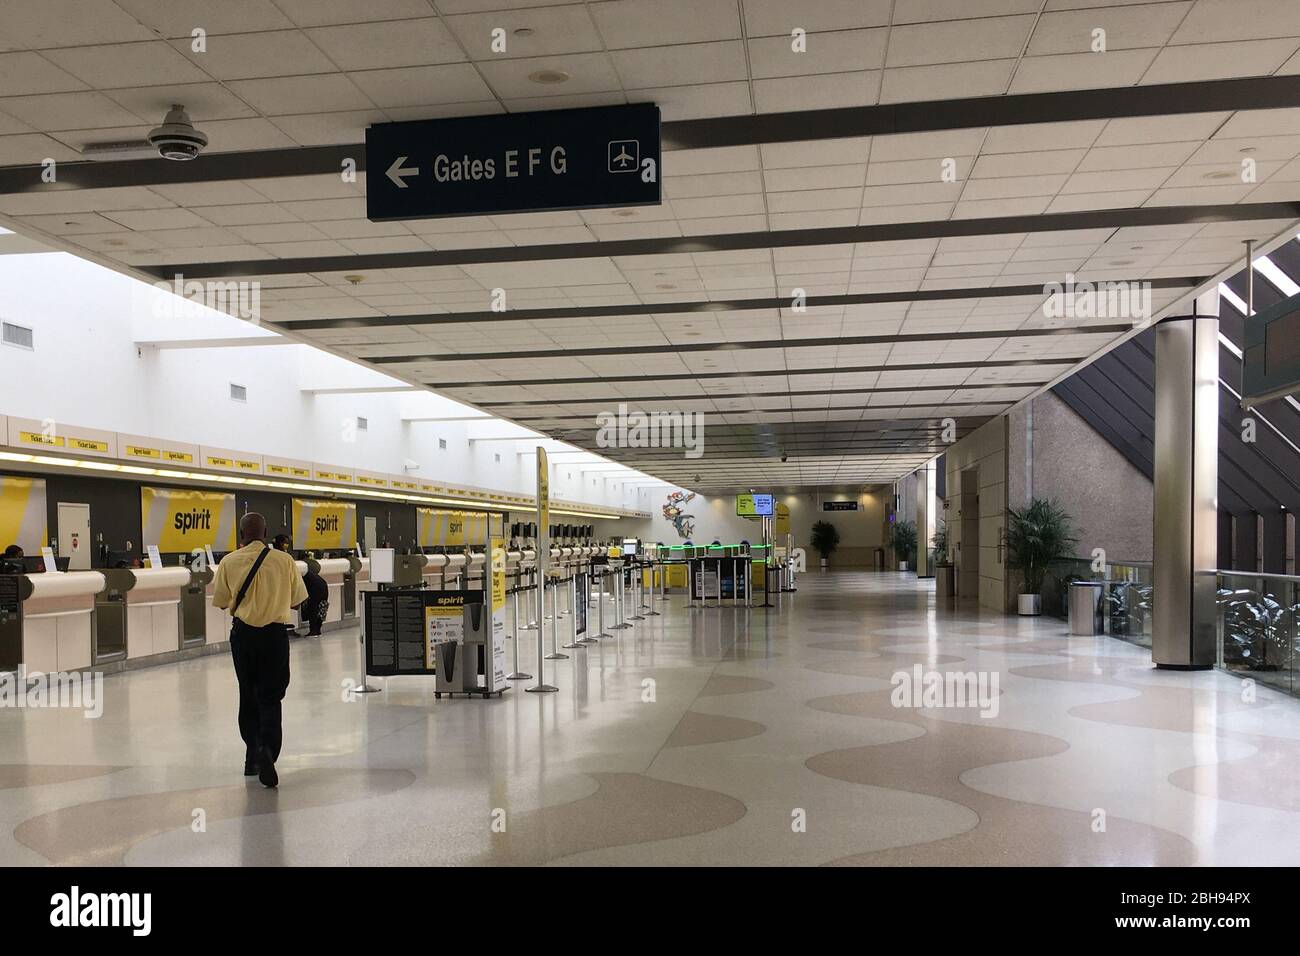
[736,493,774,517]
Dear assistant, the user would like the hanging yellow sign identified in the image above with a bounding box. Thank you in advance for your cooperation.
[292,499,357,550]
[0,477,47,553]
[417,508,486,547]
[141,487,237,553]
[774,502,791,537]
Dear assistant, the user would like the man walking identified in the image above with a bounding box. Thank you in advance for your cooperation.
[212,513,307,788]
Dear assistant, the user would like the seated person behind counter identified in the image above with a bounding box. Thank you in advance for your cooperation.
[1,544,23,574]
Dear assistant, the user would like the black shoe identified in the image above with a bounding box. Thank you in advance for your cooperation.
[244,749,259,776]
[257,746,278,789]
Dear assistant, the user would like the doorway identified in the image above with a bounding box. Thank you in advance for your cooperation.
[57,502,91,571]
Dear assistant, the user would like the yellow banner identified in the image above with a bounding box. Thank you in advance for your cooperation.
[417,508,486,547]
[537,446,549,566]
[490,537,506,609]
[0,477,47,553]
[141,487,237,553]
[774,502,791,537]
[292,499,357,550]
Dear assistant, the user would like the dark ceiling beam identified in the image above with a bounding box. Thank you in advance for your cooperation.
[4,76,1297,195]
[477,383,1039,408]
[425,358,1059,389]
[371,323,1132,364]
[664,75,1300,149]
[272,276,1201,330]
[139,203,1300,278]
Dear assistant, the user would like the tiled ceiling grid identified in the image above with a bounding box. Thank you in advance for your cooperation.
[1,0,1300,490]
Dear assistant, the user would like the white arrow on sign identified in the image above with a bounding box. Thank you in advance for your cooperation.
[386,156,419,188]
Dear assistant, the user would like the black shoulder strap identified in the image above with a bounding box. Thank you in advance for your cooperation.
[231,546,271,617]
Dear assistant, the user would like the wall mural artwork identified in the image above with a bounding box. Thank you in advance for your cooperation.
[662,491,697,540]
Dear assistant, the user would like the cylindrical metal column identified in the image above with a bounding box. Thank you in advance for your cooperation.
[1152,290,1219,669]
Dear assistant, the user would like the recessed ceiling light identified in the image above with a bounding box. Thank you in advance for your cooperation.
[1203,170,1235,181]
[613,208,637,218]
[529,69,570,85]
[344,274,365,285]
[1240,146,1257,154]
[656,283,676,289]
[1109,259,1136,266]
[513,27,535,37]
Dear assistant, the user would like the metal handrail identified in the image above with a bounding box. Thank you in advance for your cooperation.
[1213,569,1300,584]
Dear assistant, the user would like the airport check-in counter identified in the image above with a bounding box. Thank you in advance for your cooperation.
[0,571,105,673]
[203,561,232,645]
[181,565,213,648]
[315,556,360,626]
[94,566,192,663]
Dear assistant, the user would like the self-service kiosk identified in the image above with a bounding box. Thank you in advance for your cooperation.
[0,570,105,673]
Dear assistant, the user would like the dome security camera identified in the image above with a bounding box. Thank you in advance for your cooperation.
[147,105,208,161]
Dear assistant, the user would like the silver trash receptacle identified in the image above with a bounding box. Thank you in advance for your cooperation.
[1068,581,1105,635]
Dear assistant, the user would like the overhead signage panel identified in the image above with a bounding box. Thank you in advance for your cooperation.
[1243,290,1300,405]
[736,494,774,518]
[365,104,661,222]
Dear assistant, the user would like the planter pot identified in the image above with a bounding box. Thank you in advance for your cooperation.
[819,557,827,571]
[1018,593,1042,616]
[898,562,908,572]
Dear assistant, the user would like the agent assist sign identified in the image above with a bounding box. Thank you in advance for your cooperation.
[365,104,661,222]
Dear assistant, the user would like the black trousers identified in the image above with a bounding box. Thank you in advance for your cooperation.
[305,597,326,635]
[229,619,291,762]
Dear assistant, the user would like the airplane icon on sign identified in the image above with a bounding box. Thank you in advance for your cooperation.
[608,139,639,173]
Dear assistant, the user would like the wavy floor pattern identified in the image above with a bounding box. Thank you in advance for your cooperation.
[2,571,1299,866]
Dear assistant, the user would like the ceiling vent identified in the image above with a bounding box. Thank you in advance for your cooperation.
[2,321,33,350]
[230,383,247,402]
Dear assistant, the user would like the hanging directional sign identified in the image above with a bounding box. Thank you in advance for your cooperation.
[1242,290,1300,406]
[365,104,661,222]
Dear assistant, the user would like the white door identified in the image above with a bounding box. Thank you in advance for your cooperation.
[57,502,91,570]
[363,516,378,554]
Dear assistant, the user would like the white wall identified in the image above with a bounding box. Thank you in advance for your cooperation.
[0,251,645,511]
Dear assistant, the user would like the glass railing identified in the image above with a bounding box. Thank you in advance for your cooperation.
[1215,571,1298,697]
[1034,561,1298,696]
[1042,557,1154,648]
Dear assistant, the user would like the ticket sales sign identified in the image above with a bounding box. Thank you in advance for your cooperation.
[365,104,661,221]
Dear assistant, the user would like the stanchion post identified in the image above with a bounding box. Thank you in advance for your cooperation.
[545,577,569,659]
[508,579,532,681]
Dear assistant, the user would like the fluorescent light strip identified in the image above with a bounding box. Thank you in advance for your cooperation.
[1218,282,1250,316]
[0,450,637,519]
[1253,255,1300,297]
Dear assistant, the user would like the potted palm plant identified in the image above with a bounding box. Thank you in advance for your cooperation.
[933,522,955,601]
[1005,498,1077,616]
[891,520,918,572]
[810,520,839,571]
